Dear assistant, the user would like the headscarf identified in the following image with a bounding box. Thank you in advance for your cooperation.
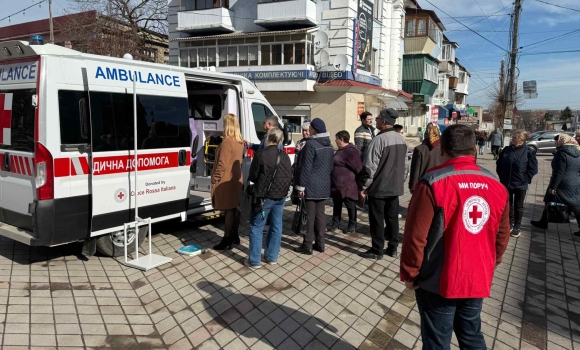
[556,133,580,150]
[423,124,441,148]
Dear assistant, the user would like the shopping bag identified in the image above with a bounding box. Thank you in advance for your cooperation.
[546,198,570,224]
[292,197,308,236]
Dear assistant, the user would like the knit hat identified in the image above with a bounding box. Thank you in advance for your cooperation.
[379,108,399,126]
[310,118,327,133]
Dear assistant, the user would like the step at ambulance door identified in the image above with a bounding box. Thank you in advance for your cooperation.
[0,60,39,232]
[86,62,191,236]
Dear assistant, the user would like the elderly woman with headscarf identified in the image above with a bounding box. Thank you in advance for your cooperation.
[408,123,442,193]
[532,134,580,236]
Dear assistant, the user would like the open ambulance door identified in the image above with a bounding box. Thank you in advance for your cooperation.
[85,61,190,257]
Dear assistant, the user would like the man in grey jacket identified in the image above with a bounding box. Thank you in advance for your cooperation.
[489,129,504,160]
[358,108,408,259]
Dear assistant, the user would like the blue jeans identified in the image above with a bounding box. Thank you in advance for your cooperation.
[415,288,486,350]
[248,198,285,266]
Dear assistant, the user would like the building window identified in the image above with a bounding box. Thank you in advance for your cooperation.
[178,34,312,68]
[406,20,416,37]
[435,78,445,98]
[182,0,229,10]
[417,19,427,36]
[424,63,438,83]
[459,71,466,84]
[374,0,382,21]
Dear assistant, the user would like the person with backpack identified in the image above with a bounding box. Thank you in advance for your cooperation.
[496,130,538,238]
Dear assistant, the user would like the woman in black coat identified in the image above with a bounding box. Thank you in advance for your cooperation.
[328,131,363,234]
[532,134,580,236]
[409,123,441,193]
[496,130,538,238]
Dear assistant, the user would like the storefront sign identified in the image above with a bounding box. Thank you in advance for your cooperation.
[317,71,382,86]
[352,19,359,75]
[356,0,373,72]
[431,105,439,123]
[413,95,425,103]
[226,70,318,80]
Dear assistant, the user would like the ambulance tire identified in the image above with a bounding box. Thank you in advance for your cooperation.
[96,226,148,257]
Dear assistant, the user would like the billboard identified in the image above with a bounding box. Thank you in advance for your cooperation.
[356,0,374,72]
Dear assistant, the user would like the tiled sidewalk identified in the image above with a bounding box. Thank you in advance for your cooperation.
[0,151,574,349]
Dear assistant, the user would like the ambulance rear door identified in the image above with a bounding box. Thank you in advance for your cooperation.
[0,59,40,233]
[85,61,191,236]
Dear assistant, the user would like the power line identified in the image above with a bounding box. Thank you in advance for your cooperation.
[521,28,580,51]
[445,4,513,34]
[522,49,580,56]
[531,0,580,13]
[423,0,510,52]
[0,0,48,23]
[474,0,507,48]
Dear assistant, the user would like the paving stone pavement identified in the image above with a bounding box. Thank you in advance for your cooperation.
[0,151,576,349]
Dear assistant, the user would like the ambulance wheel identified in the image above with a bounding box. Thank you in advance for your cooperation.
[96,226,148,257]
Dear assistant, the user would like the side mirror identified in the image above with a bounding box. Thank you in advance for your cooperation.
[283,124,292,146]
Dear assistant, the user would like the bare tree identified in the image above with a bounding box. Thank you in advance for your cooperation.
[59,0,168,62]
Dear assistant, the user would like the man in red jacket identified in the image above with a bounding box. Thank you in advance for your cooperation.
[400,124,510,349]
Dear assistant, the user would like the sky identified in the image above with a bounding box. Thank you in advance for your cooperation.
[1,0,579,110]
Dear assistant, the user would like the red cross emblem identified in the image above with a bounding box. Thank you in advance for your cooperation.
[117,192,125,200]
[0,94,12,146]
[469,205,483,225]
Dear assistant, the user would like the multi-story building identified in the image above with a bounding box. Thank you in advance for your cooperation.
[400,3,445,135]
[168,0,410,144]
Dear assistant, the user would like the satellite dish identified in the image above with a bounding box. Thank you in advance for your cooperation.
[333,54,349,71]
[314,31,329,50]
[315,49,330,68]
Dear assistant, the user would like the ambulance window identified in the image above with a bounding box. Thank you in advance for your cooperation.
[89,92,189,152]
[0,89,36,153]
[190,94,222,120]
[251,103,275,140]
[58,90,90,145]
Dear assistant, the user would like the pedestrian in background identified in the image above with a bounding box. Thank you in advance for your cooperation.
[401,124,510,350]
[293,118,335,255]
[532,134,580,236]
[329,131,363,234]
[409,123,441,193]
[354,111,375,159]
[496,130,538,238]
[358,108,407,259]
[246,128,292,269]
[211,114,244,250]
[477,132,486,155]
[489,129,503,160]
[295,121,310,155]
[485,131,491,150]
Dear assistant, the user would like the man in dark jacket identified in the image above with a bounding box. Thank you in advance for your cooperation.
[244,116,283,151]
[354,111,375,159]
[358,108,408,259]
[489,129,503,160]
[496,130,538,238]
[294,118,335,255]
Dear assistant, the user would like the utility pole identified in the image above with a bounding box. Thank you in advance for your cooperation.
[499,59,505,100]
[48,0,54,44]
[504,0,523,126]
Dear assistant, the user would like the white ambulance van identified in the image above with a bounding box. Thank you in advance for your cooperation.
[0,40,294,256]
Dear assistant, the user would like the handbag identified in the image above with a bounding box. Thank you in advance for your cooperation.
[546,193,570,224]
[292,196,308,236]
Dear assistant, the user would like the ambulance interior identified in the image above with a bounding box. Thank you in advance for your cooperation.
[186,80,241,208]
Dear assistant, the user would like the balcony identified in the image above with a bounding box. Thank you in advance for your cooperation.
[255,0,317,29]
[449,76,458,89]
[177,8,235,34]
[404,37,439,58]
[439,61,452,73]
[456,81,468,95]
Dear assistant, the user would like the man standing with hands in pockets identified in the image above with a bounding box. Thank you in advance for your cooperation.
[400,124,511,349]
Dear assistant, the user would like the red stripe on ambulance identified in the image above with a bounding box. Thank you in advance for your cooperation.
[5,155,35,176]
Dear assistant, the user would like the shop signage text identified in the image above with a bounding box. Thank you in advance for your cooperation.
[317,71,382,86]
[413,95,425,103]
[226,70,318,80]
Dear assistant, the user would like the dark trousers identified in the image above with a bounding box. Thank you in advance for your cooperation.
[415,288,487,350]
[304,199,326,249]
[491,146,501,158]
[332,196,357,229]
[368,196,400,252]
[508,189,526,229]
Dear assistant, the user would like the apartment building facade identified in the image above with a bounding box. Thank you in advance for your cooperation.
[168,0,409,144]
